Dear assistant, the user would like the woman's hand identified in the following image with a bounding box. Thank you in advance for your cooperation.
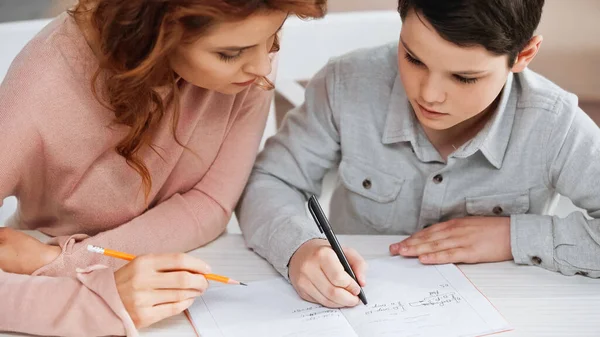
[0,228,61,274]
[114,253,212,329]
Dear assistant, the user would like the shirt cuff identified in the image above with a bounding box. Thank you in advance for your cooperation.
[32,234,89,278]
[76,265,139,337]
[267,215,325,279]
[510,214,556,271]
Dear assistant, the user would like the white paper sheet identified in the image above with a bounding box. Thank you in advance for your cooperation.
[188,277,357,337]
[187,257,511,337]
[339,258,510,337]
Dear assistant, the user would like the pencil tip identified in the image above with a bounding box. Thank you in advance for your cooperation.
[240,282,248,286]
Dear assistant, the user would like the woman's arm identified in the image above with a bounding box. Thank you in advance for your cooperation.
[0,267,137,336]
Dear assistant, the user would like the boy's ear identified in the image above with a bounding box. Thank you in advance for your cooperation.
[511,35,543,73]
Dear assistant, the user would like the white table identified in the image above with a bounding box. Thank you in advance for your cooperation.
[142,234,599,337]
[2,234,599,337]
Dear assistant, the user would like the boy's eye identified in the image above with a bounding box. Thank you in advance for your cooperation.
[218,50,244,62]
[404,51,479,85]
[404,53,424,66]
[454,75,479,84]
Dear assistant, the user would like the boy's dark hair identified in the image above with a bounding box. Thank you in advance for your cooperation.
[398,0,545,66]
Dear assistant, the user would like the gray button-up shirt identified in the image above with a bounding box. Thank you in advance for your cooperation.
[237,43,600,279]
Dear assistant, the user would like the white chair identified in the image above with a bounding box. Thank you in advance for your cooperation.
[276,11,402,107]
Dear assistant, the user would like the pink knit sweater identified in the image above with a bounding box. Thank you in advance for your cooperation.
[0,14,272,336]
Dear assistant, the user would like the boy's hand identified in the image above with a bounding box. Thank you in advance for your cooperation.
[390,217,513,264]
[288,239,368,308]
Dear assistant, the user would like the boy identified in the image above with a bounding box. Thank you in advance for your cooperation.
[237,0,600,308]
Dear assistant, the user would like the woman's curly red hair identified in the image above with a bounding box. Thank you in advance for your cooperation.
[69,0,326,200]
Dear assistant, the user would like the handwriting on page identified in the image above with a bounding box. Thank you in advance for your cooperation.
[409,290,462,308]
[292,306,341,322]
[340,259,508,337]
[365,301,406,316]
[187,278,358,337]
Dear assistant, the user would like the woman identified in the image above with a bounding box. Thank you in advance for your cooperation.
[0,0,325,336]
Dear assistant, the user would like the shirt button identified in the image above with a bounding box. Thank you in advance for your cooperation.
[531,256,542,265]
[433,174,443,184]
[362,179,372,190]
[493,206,503,215]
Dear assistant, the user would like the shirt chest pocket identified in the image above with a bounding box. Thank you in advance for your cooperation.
[339,160,404,232]
[466,191,530,216]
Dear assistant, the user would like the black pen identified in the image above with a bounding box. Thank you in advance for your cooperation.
[307,195,368,305]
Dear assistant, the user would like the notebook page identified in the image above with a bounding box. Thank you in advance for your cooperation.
[340,257,511,337]
[187,278,357,337]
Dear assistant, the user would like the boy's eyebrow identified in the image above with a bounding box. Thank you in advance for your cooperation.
[454,69,487,75]
[400,38,487,75]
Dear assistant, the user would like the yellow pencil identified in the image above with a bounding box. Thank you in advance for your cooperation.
[87,245,247,286]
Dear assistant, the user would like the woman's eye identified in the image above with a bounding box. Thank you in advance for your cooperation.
[218,51,244,62]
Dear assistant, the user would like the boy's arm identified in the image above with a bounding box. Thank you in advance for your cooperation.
[237,62,343,278]
[511,94,600,277]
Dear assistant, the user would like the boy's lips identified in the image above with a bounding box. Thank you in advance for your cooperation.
[418,103,444,114]
[417,103,449,119]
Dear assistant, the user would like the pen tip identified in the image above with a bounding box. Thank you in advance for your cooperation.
[240,282,248,286]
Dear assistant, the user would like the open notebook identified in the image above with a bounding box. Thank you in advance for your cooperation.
[187,257,511,337]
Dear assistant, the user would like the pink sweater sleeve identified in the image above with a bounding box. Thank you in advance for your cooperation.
[34,87,272,278]
[0,266,137,336]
